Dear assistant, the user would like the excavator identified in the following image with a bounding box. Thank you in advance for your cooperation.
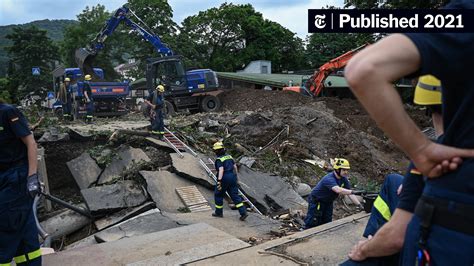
[283,44,368,97]
[75,4,221,114]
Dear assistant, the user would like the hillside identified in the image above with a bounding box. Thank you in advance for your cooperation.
[0,19,77,77]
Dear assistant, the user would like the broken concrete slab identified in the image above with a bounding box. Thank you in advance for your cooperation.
[171,153,215,189]
[238,166,308,215]
[163,211,281,241]
[296,183,311,197]
[81,181,147,213]
[94,202,155,231]
[40,204,91,240]
[94,209,180,243]
[98,146,151,184]
[38,129,69,143]
[145,137,175,152]
[68,128,93,141]
[66,152,102,189]
[239,156,256,168]
[140,170,214,213]
[43,223,249,266]
[65,234,97,251]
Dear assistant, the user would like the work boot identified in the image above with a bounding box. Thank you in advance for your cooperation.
[212,213,223,218]
[239,213,248,221]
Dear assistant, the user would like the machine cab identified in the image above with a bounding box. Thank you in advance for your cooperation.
[146,56,189,96]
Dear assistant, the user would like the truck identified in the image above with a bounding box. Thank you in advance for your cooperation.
[75,4,221,115]
[52,66,129,119]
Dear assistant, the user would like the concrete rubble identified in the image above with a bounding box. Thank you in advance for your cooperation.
[140,170,214,213]
[170,153,215,188]
[66,152,101,189]
[94,209,180,243]
[98,146,151,184]
[81,180,147,213]
[94,202,155,230]
[44,223,250,266]
[238,166,308,215]
[38,128,69,143]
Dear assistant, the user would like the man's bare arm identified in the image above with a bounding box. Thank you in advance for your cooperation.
[349,208,413,260]
[345,34,474,177]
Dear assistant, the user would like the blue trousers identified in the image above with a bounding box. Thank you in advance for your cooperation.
[304,197,333,229]
[0,164,41,265]
[86,100,94,120]
[401,184,474,265]
[151,109,164,134]
[214,175,246,216]
[62,100,72,118]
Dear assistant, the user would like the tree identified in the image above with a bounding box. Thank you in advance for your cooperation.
[126,0,178,78]
[177,3,307,72]
[305,33,372,68]
[5,26,59,99]
[60,4,128,80]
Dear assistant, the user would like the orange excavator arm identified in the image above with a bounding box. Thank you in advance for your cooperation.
[307,44,368,97]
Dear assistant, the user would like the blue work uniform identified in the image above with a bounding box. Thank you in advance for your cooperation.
[58,83,72,119]
[304,171,350,229]
[341,173,404,266]
[0,104,41,265]
[401,1,474,265]
[213,154,247,216]
[83,82,94,122]
[147,91,164,136]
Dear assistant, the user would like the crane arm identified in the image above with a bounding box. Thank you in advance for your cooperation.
[308,44,368,97]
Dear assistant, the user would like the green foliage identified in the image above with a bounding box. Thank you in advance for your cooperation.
[126,0,178,78]
[60,5,128,80]
[5,26,59,99]
[177,3,307,72]
[0,19,76,77]
[305,33,373,69]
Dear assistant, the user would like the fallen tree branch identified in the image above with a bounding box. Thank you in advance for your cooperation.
[258,250,309,266]
[252,125,289,156]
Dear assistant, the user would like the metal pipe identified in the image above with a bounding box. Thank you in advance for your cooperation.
[42,192,92,218]
[33,195,52,247]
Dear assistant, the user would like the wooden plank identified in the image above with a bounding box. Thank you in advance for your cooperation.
[175,186,211,213]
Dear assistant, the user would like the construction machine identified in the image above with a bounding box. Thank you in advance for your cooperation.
[75,4,221,115]
[283,44,368,97]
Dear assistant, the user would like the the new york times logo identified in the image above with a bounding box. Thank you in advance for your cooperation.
[308,9,474,33]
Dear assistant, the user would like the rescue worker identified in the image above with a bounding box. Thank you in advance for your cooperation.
[346,75,445,265]
[144,85,165,140]
[345,0,474,261]
[83,74,94,123]
[304,158,362,229]
[0,98,42,265]
[57,77,72,121]
[211,142,248,221]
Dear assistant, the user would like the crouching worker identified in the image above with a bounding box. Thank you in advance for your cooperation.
[0,99,42,265]
[211,142,248,221]
[304,158,362,229]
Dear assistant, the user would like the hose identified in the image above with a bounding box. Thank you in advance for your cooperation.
[33,195,52,247]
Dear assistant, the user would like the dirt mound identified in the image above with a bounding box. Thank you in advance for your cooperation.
[219,88,313,112]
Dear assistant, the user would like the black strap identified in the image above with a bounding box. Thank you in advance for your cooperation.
[416,196,474,236]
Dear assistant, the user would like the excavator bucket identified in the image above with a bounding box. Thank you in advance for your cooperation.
[75,48,96,77]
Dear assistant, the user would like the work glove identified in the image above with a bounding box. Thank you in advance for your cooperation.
[351,190,366,196]
[217,181,222,191]
[27,173,42,198]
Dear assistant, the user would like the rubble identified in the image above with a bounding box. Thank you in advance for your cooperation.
[170,153,215,188]
[38,128,69,143]
[94,202,155,230]
[237,166,307,215]
[40,204,90,240]
[80,180,147,213]
[296,183,311,197]
[140,170,214,212]
[98,146,151,184]
[66,153,101,189]
[94,209,180,243]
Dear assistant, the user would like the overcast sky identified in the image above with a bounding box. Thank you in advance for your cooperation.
[0,0,344,37]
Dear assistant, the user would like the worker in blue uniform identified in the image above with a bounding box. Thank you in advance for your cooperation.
[304,158,362,229]
[211,142,248,221]
[345,0,474,264]
[345,75,445,265]
[83,74,94,124]
[0,98,42,265]
[144,85,165,140]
